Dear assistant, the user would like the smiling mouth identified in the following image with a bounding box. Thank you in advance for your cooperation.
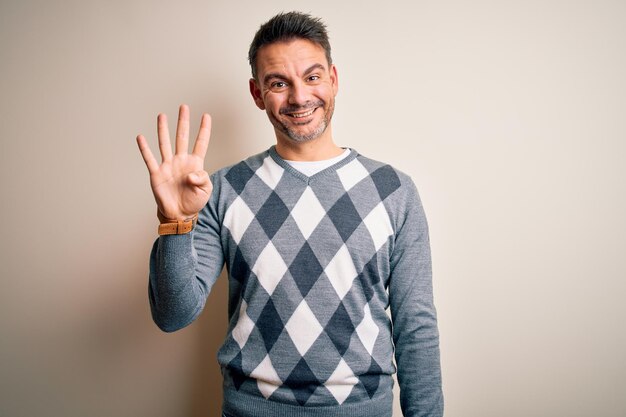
[286,108,316,118]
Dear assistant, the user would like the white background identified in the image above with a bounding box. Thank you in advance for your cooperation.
[1,0,625,416]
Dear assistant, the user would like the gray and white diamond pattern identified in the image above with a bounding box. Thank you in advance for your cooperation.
[222,153,400,405]
[223,195,256,244]
[232,300,255,349]
[285,299,324,355]
[291,186,327,240]
[252,241,288,296]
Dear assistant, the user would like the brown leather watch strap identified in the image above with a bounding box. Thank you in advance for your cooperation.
[158,213,198,235]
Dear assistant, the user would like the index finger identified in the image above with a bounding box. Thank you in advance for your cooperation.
[192,113,212,159]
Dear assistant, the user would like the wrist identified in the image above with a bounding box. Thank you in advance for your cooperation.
[157,212,198,235]
[157,210,197,224]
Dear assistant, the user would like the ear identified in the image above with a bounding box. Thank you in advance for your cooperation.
[249,78,266,110]
[330,64,339,96]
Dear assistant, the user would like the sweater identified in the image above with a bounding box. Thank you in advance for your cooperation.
[149,146,443,417]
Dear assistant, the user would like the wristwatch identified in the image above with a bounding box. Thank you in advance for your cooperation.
[158,213,198,235]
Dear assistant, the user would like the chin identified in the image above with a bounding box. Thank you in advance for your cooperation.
[285,123,327,143]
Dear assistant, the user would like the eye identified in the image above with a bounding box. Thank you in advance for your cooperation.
[271,81,288,89]
[308,75,320,82]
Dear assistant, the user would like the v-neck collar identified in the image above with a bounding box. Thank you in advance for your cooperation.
[268,146,359,184]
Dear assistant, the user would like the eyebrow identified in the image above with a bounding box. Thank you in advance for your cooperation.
[263,63,327,85]
[303,63,326,75]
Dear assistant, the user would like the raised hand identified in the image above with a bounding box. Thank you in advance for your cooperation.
[136,104,212,222]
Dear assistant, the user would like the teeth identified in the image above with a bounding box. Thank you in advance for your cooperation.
[289,109,315,118]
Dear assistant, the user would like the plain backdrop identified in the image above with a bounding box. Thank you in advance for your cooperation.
[1,0,625,416]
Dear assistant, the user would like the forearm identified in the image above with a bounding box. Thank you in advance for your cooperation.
[148,233,208,332]
[148,200,225,331]
[394,300,443,417]
[391,251,443,417]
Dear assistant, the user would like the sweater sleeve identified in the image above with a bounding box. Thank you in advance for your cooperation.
[388,182,443,416]
[148,175,225,332]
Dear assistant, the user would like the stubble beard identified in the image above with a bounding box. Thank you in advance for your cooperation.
[273,98,335,143]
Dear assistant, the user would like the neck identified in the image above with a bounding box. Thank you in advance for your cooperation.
[274,128,342,161]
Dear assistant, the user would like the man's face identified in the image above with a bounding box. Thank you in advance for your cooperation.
[249,39,338,143]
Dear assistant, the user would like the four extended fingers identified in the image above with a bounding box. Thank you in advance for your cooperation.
[137,105,210,172]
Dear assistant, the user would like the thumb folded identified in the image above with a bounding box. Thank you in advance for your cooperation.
[187,170,209,186]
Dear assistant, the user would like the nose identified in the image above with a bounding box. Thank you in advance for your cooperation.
[288,80,308,106]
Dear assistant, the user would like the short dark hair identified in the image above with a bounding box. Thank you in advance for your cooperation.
[248,11,332,79]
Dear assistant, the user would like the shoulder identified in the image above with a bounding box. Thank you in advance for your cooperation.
[352,151,418,200]
[209,149,272,194]
[210,149,270,180]
[349,151,427,231]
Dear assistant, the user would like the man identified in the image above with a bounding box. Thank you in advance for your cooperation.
[137,11,443,417]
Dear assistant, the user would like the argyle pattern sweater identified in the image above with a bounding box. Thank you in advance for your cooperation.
[149,147,443,417]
